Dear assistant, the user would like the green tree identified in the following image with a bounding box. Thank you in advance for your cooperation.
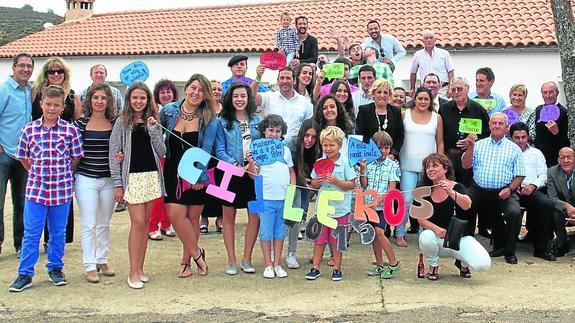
[550,0,575,144]
[21,4,33,10]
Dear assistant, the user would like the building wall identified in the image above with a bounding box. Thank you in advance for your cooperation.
[0,49,564,108]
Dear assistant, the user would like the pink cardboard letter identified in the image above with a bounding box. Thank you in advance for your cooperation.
[383,189,406,227]
[206,161,245,203]
[354,188,380,223]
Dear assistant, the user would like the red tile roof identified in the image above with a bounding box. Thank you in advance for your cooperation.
[0,0,567,58]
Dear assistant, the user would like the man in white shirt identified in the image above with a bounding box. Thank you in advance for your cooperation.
[251,66,313,152]
[351,65,376,116]
[409,30,454,99]
[510,122,556,261]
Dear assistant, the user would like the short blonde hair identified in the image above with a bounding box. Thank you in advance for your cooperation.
[320,126,345,146]
[369,79,392,96]
[509,83,528,98]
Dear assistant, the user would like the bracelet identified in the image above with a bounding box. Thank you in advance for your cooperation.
[453,191,458,204]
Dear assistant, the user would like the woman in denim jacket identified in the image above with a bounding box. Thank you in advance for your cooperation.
[215,83,262,275]
[159,74,217,278]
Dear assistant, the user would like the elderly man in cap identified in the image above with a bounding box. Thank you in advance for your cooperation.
[221,55,270,96]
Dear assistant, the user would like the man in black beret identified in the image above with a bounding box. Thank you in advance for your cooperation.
[221,55,269,96]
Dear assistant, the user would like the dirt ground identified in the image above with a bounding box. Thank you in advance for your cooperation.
[1,189,575,322]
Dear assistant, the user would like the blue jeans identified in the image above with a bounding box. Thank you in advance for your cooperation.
[18,199,71,276]
[397,170,420,237]
[259,200,286,241]
[0,152,27,251]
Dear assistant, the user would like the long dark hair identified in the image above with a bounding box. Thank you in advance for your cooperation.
[313,94,352,134]
[295,119,321,185]
[419,153,456,186]
[122,81,157,129]
[83,83,116,120]
[294,63,315,99]
[412,86,434,111]
[329,80,355,126]
[221,83,257,130]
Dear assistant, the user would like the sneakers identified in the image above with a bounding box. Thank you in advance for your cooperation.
[225,263,238,275]
[263,266,275,279]
[240,260,256,273]
[331,269,343,281]
[48,269,67,286]
[148,231,163,240]
[115,201,127,212]
[286,252,300,269]
[274,266,288,278]
[164,225,176,237]
[298,232,304,240]
[367,265,384,276]
[381,262,402,279]
[9,275,32,292]
[305,268,321,280]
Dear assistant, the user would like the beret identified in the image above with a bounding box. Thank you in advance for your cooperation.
[228,55,248,67]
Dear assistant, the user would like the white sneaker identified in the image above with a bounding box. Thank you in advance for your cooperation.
[274,266,288,278]
[286,252,300,269]
[263,266,275,279]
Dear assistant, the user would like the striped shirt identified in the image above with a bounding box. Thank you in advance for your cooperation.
[74,117,112,178]
[275,27,300,53]
[364,158,401,210]
[352,90,374,117]
[472,136,525,189]
[16,117,84,206]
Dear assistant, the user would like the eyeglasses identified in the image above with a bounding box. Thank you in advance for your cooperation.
[451,87,466,93]
[47,69,65,75]
[14,63,33,69]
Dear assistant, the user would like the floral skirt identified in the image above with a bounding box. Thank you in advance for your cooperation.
[124,171,162,205]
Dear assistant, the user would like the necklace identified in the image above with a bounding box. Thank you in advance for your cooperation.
[179,106,200,121]
[375,107,388,130]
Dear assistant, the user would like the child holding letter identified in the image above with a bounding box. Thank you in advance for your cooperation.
[10,85,84,292]
[248,114,296,278]
[275,11,299,63]
[359,131,402,279]
[305,126,356,281]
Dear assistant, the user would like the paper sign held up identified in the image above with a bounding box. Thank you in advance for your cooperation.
[474,98,497,112]
[120,61,149,86]
[502,108,520,125]
[458,118,482,134]
[313,158,335,176]
[322,63,345,80]
[538,104,560,123]
[260,51,287,70]
[347,137,382,166]
[249,138,286,165]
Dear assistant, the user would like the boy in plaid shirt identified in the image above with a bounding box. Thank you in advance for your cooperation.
[359,131,401,279]
[275,11,300,63]
[9,85,84,292]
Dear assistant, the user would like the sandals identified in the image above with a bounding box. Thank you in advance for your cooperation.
[427,266,439,281]
[164,226,176,237]
[148,231,163,240]
[193,248,208,276]
[200,225,209,234]
[455,260,472,278]
[178,262,192,278]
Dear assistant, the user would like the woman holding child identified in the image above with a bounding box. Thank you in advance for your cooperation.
[417,153,491,280]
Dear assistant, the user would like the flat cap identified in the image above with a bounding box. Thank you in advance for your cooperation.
[228,55,248,67]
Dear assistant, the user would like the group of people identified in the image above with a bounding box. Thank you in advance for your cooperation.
[1,16,573,292]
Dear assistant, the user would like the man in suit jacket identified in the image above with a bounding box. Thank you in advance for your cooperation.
[547,147,575,256]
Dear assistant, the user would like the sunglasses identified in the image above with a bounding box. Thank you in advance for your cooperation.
[46,69,65,75]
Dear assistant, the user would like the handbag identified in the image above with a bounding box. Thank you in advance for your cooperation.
[175,176,194,199]
[442,200,468,251]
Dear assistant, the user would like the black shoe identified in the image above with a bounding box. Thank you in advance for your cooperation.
[48,269,67,286]
[556,244,570,257]
[533,249,556,261]
[504,254,518,264]
[115,201,127,213]
[478,228,492,239]
[489,249,505,257]
[9,274,32,292]
[518,233,533,243]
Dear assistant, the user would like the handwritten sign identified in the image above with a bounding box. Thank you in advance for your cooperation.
[502,108,520,125]
[458,118,482,134]
[120,61,149,86]
[474,98,497,112]
[322,63,345,80]
[249,138,286,165]
[347,137,382,166]
[260,51,287,70]
[313,158,335,176]
[538,104,560,122]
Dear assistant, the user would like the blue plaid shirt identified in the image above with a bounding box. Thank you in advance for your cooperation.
[472,136,525,189]
[275,27,300,53]
[364,158,400,210]
[16,118,84,206]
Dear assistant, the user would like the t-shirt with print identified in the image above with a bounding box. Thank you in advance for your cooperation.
[260,145,294,200]
[311,154,356,218]
[240,119,251,160]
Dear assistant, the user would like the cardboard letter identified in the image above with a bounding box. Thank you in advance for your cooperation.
[383,189,406,226]
[178,147,211,185]
[409,186,434,220]
[247,175,264,214]
[316,190,342,229]
[206,161,245,203]
[283,185,304,222]
[305,217,322,240]
[354,188,380,223]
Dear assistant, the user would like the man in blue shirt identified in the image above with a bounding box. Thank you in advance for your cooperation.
[462,112,526,264]
[221,55,269,96]
[468,67,507,116]
[361,20,406,72]
[0,53,34,257]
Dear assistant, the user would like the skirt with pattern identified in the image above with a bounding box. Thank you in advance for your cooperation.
[124,171,162,204]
